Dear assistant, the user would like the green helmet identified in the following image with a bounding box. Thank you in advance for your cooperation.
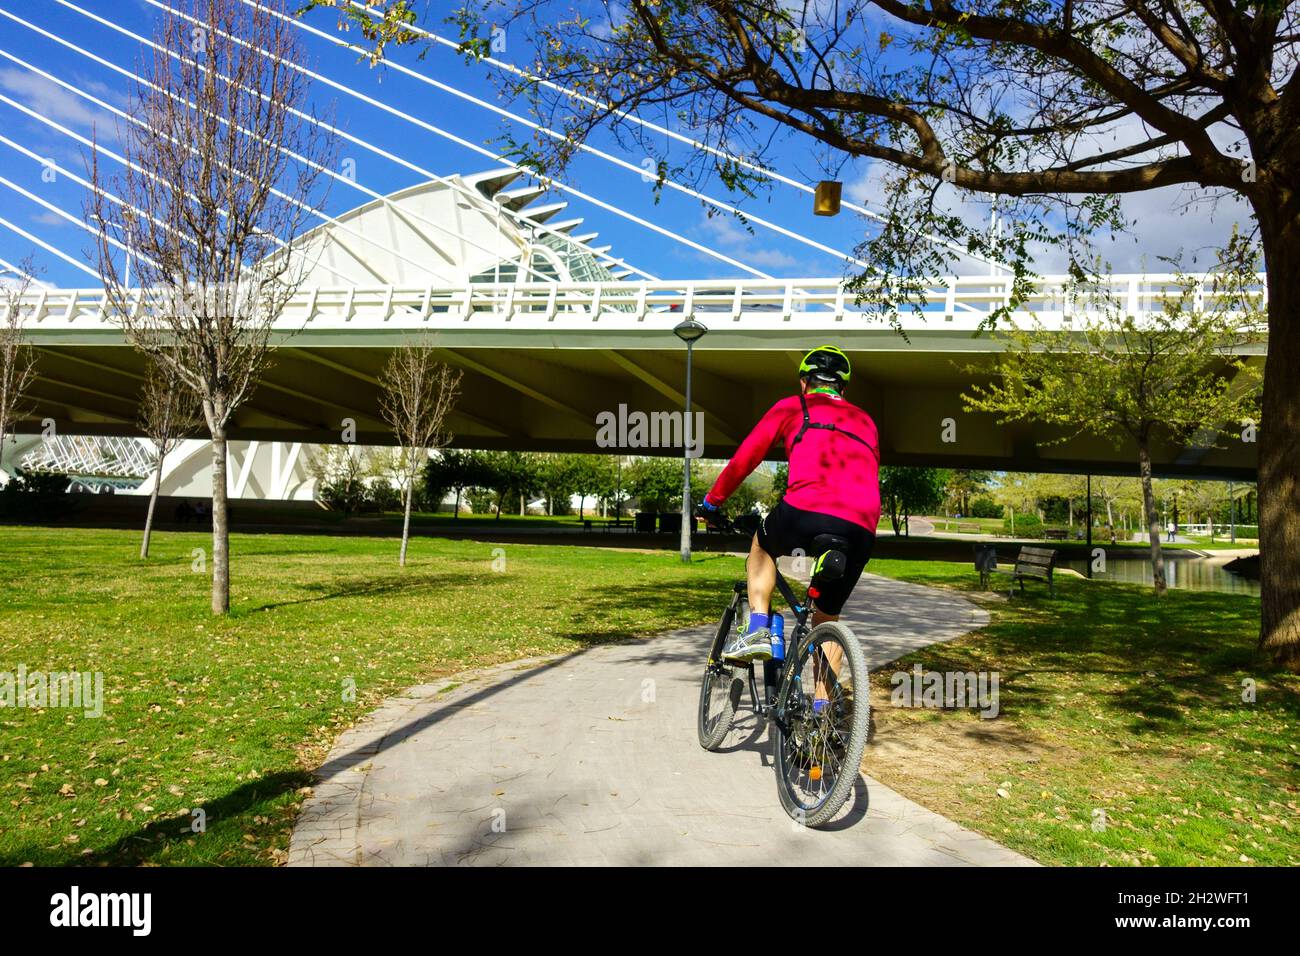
[799,345,851,387]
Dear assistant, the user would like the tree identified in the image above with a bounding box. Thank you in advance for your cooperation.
[766,463,789,509]
[945,469,994,515]
[990,472,1042,536]
[1092,474,1132,543]
[90,0,331,614]
[310,445,375,515]
[963,269,1263,593]
[536,453,581,515]
[568,454,613,519]
[425,448,476,517]
[479,450,540,517]
[137,356,202,558]
[378,341,462,566]
[879,466,948,536]
[0,255,38,477]
[316,0,1300,662]
[625,456,682,511]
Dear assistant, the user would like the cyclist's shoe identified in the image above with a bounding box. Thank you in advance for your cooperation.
[722,627,773,663]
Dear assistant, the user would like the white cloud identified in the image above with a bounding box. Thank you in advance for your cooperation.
[697,212,800,270]
[31,211,69,228]
[0,69,110,129]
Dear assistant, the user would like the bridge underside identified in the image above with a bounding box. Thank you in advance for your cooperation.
[16,324,1260,480]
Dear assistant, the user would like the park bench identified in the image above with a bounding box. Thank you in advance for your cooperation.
[582,517,631,533]
[1043,528,1069,540]
[975,544,1059,597]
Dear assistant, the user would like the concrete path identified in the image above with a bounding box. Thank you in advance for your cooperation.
[289,569,1035,866]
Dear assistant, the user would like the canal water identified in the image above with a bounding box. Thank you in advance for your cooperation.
[1062,555,1259,594]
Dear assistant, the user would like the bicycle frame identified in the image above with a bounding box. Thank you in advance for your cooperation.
[729,567,815,731]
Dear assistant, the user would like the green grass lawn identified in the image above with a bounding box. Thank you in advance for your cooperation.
[0,525,744,866]
[2,524,1292,867]
[863,560,1299,866]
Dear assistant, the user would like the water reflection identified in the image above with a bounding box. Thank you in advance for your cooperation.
[1063,556,1259,594]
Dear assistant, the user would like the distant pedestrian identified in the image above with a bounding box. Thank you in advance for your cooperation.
[1166,519,1176,542]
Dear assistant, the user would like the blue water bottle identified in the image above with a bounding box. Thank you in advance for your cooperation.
[770,613,785,661]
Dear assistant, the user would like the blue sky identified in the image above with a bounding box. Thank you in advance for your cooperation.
[0,0,1251,288]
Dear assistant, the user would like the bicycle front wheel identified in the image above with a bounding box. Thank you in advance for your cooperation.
[697,597,747,751]
[772,621,870,827]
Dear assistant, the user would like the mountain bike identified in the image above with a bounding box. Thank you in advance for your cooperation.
[696,514,870,827]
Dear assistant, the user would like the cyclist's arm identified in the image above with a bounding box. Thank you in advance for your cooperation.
[704,400,791,507]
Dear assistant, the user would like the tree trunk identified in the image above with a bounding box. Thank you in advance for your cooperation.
[1137,437,1167,596]
[141,454,164,559]
[1256,202,1300,667]
[399,481,413,567]
[454,486,460,519]
[211,430,230,615]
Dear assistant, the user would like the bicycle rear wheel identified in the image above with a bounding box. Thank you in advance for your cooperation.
[772,622,870,827]
[697,596,747,751]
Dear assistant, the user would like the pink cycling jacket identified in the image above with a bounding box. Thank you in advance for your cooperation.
[705,391,882,533]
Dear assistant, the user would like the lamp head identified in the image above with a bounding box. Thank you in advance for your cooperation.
[673,317,708,344]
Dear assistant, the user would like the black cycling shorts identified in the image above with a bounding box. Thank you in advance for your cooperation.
[755,500,875,617]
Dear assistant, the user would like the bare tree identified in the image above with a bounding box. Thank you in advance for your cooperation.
[88,0,331,613]
[0,255,39,477]
[379,341,462,566]
[137,356,202,558]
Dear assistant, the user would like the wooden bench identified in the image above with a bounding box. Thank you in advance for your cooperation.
[582,517,631,533]
[1043,528,1069,540]
[975,544,1058,597]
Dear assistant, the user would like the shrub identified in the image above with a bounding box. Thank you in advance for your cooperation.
[1003,511,1042,536]
[0,470,76,522]
[368,480,402,512]
[970,497,1002,518]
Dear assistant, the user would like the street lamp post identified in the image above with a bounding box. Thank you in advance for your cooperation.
[673,316,708,562]
[1086,473,1093,579]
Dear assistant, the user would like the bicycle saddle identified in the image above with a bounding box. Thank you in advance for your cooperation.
[810,533,849,557]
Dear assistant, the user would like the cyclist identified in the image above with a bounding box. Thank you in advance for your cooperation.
[698,345,880,684]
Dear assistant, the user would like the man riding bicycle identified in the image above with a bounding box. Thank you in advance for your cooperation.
[698,345,881,669]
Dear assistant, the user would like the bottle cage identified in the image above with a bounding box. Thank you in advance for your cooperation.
[789,393,879,462]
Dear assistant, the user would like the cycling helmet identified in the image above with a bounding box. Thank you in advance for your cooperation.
[799,345,851,389]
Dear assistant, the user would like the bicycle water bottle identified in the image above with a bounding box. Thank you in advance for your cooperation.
[770,613,785,661]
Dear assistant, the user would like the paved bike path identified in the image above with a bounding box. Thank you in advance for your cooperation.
[289,570,1035,866]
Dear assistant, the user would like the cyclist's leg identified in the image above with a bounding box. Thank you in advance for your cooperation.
[723,505,794,661]
[809,529,874,703]
[746,532,777,615]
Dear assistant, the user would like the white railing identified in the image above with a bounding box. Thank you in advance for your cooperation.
[8,273,1268,332]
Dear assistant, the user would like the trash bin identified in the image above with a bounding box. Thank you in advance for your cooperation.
[974,544,998,589]
[635,511,657,533]
[659,511,682,535]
